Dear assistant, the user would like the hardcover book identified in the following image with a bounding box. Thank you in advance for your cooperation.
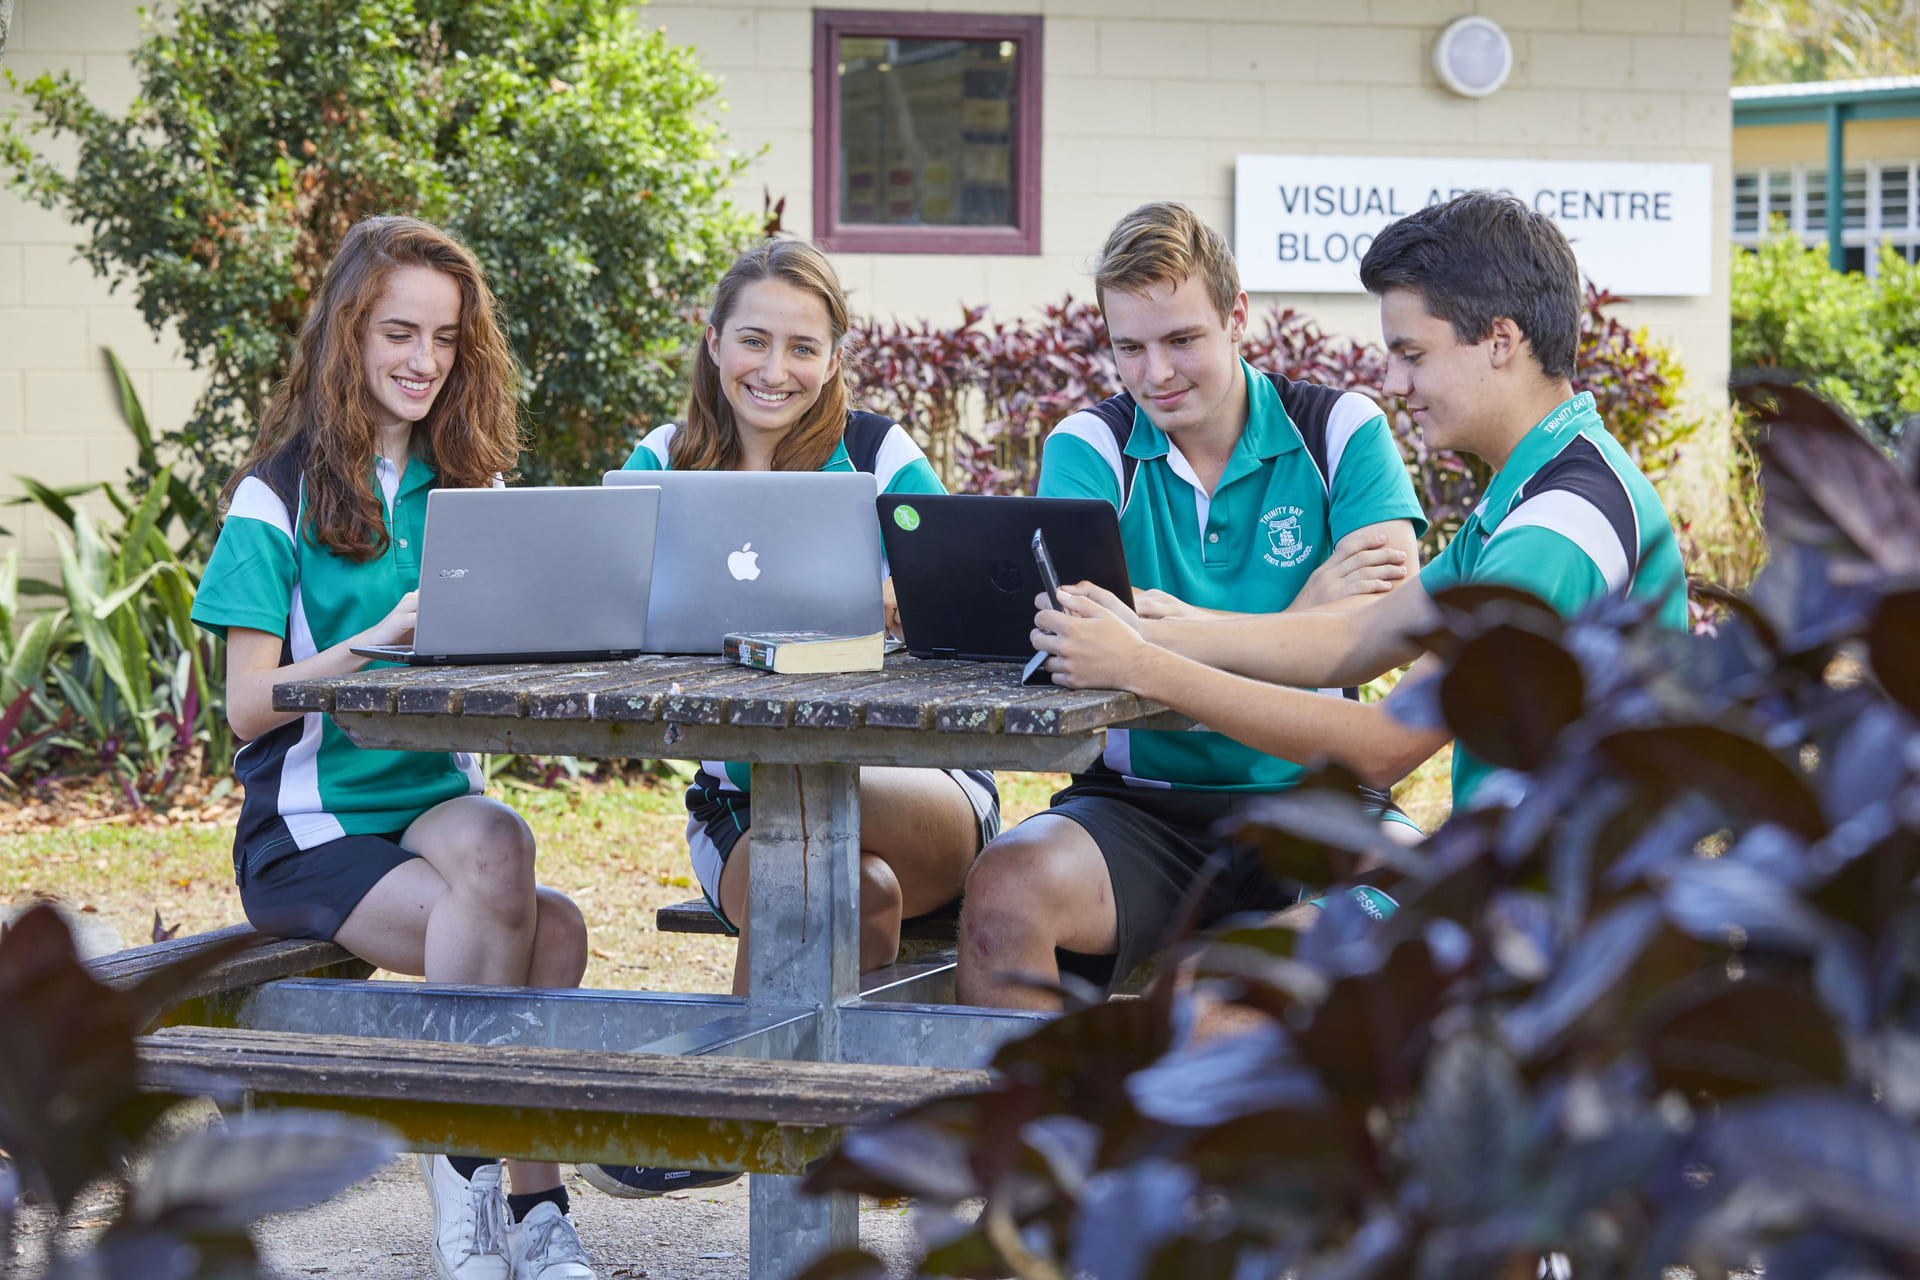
[723,630,887,675]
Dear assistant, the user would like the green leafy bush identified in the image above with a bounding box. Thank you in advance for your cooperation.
[802,379,1920,1279]
[1731,230,1920,443]
[1,0,756,541]
[2,464,227,804]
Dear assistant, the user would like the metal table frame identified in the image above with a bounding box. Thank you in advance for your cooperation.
[243,658,1179,1278]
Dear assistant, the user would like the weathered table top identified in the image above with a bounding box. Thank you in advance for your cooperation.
[277,654,1190,771]
[269,653,1143,1271]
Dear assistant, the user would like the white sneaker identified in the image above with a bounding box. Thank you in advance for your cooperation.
[509,1200,597,1279]
[418,1154,512,1280]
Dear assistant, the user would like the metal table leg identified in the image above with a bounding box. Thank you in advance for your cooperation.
[746,762,861,1277]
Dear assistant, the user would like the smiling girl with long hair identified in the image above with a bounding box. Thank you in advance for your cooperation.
[193,215,596,1280]
[582,237,1000,1202]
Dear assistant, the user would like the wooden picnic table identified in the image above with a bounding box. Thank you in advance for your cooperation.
[227,654,1187,1279]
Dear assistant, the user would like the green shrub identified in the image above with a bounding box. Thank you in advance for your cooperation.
[2,465,227,803]
[2,351,227,800]
[1731,230,1920,442]
[1,0,757,547]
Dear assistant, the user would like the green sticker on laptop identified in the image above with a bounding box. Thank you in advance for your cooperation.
[893,505,920,531]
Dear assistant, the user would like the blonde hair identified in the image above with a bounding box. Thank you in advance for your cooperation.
[1092,202,1242,324]
[672,239,851,473]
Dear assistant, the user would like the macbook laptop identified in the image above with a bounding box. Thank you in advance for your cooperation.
[878,494,1134,662]
[602,469,884,653]
[352,484,661,665]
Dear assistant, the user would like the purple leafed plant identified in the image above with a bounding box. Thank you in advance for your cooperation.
[845,286,1681,556]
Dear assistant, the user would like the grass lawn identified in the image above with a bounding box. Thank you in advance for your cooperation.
[0,762,1448,982]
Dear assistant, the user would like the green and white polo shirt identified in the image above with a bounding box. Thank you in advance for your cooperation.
[1420,391,1686,808]
[623,409,943,798]
[1039,359,1428,791]
[191,450,483,848]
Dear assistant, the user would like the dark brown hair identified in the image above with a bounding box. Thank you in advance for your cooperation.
[1359,192,1582,380]
[670,239,850,473]
[223,215,523,559]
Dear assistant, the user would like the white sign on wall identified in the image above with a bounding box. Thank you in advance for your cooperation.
[1234,155,1715,297]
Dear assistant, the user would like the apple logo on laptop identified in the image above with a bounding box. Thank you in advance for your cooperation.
[727,542,761,581]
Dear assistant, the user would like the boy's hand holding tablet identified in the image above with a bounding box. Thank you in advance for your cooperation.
[1031,580,1158,691]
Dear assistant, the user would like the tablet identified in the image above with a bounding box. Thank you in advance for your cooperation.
[879,494,1133,662]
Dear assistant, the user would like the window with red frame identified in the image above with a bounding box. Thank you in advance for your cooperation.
[813,9,1043,255]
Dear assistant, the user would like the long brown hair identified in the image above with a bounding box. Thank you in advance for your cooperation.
[223,215,523,560]
[670,239,850,473]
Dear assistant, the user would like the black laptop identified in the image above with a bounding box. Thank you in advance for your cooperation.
[878,494,1133,662]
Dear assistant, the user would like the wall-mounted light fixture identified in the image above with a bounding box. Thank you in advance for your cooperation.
[1433,15,1513,98]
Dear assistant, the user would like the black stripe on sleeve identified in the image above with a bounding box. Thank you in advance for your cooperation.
[840,410,897,475]
[1512,434,1641,578]
[1267,372,1344,492]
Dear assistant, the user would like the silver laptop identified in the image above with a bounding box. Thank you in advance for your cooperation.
[353,485,661,665]
[601,469,884,653]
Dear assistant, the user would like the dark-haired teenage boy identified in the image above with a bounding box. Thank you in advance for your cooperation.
[955,202,1429,1010]
[1030,192,1686,835]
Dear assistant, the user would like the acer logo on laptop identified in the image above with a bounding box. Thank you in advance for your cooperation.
[439,568,469,578]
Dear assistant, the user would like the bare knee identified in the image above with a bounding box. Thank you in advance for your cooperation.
[965,828,1085,929]
[957,822,1110,1008]
[446,806,538,927]
[530,887,589,987]
[860,854,904,970]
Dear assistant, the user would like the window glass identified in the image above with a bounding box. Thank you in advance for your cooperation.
[1733,172,1760,235]
[1881,163,1913,234]
[837,36,1019,229]
[1844,165,1868,230]
[1767,170,1794,228]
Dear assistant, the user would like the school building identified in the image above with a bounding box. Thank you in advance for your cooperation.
[1731,75,1920,275]
[2,0,1736,585]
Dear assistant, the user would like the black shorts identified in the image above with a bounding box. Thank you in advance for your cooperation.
[1044,777,1305,992]
[684,768,1002,931]
[233,818,418,941]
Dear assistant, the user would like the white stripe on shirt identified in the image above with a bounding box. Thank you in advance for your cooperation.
[280,581,345,849]
[1051,410,1128,498]
[637,423,677,466]
[1494,490,1632,591]
[227,475,295,541]
[872,423,928,492]
[1323,393,1380,491]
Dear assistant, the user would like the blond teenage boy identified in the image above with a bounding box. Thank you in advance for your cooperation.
[957,203,1428,1009]
[1031,194,1686,851]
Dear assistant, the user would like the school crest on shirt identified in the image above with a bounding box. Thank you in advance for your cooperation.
[1261,505,1312,568]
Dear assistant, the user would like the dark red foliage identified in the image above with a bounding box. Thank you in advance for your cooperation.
[846,284,1680,554]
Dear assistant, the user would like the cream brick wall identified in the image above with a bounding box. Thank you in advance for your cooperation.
[636,0,1730,429]
[1,0,199,587]
[1,0,1732,591]
[1734,118,1920,168]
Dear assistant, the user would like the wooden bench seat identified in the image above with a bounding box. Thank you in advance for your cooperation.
[658,897,962,968]
[658,897,959,944]
[137,1025,989,1172]
[88,922,374,1004]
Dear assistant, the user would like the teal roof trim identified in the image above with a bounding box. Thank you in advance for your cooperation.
[1733,77,1920,126]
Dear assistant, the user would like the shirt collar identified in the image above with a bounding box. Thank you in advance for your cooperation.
[374,452,439,497]
[1125,360,1303,472]
[1476,392,1601,533]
